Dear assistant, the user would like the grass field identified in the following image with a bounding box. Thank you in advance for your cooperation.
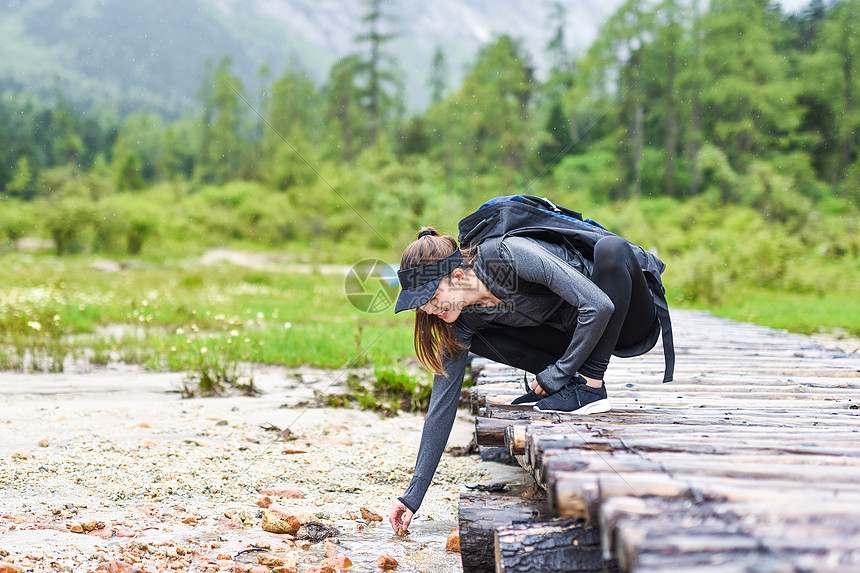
[0,252,417,395]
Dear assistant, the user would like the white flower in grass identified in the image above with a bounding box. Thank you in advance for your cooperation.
[28,321,41,331]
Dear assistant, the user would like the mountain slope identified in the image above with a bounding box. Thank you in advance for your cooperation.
[0,0,616,115]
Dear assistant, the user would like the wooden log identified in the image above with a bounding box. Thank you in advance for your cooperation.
[630,553,860,573]
[458,493,552,573]
[485,403,860,429]
[527,433,860,466]
[611,509,860,573]
[504,424,527,458]
[471,386,521,414]
[475,417,530,447]
[549,469,860,520]
[540,449,860,488]
[494,518,609,573]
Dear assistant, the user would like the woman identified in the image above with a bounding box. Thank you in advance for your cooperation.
[388,225,664,534]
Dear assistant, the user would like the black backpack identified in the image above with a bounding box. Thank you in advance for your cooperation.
[457,195,674,383]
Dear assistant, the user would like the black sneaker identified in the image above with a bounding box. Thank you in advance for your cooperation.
[510,389,543,405]
[533,381,610,414]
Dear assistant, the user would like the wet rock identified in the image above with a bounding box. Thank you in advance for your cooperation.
[322,555,352,569]
[215,554,231,561]
[306,567,335,573]
[373,555,398,570]
[297,521,339,542]
[115,527,137,537]
[360,507,383,522]
[0,564,22,573]
[231,509,258,527]
[261,510,300,535]
[81,519,104,532]
[88,527,114,539]
[248,566,269,573]
[257,554,284,567]
[259,488,304,499]
[95,561,146,573]
[67,522,84,533]
[38,439,49,448]
[256,496,272,508]
[272,567,298,573]
[268,504,313,524]
[446,527,460,551]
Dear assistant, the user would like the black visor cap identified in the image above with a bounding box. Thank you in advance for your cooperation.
[394,250,463,313]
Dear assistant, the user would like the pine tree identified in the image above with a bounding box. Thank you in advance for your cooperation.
[427,47,448,105]
[354,0,401,146]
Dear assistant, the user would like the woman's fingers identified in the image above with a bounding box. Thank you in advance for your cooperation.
[389,500,413,534]
[530,379,547,396]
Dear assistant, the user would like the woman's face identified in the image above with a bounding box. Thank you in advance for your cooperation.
[419,271,466,323]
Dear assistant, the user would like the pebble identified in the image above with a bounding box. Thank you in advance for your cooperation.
[261,510,300,535]
[67,523,84,534]
[446,527,460,551]
[322,555,352,568]
[360,507,383,522]
[257,554,284,567]
[374,555,399,570]
[38,439,49,448]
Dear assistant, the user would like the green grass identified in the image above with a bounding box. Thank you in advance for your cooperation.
[677,288,860,337]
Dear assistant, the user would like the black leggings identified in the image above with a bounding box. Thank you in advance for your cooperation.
[470,236,656,381]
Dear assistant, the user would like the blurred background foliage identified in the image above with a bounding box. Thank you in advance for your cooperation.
[0,0,858,338]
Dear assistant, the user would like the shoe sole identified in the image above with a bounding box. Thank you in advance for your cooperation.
[533,398,611,415]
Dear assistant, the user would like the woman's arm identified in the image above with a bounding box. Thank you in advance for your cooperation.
[395,345,470,518]
[499,236,614,394]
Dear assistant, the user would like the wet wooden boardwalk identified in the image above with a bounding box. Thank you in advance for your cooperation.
[463,310,860,573]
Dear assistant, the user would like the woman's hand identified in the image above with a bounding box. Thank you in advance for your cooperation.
[530,378,548,396]
[389,499,414,535]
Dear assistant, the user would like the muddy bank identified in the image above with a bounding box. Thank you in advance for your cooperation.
[0,365,505,572]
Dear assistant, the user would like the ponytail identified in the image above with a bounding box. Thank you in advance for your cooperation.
[401,227,471,376]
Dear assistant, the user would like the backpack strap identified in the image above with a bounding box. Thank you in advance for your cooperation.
[644,270,675,383]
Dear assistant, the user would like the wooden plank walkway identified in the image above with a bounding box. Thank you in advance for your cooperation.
[462,310,860,573]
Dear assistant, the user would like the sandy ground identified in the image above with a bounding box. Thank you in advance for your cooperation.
[0,364,520,573]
